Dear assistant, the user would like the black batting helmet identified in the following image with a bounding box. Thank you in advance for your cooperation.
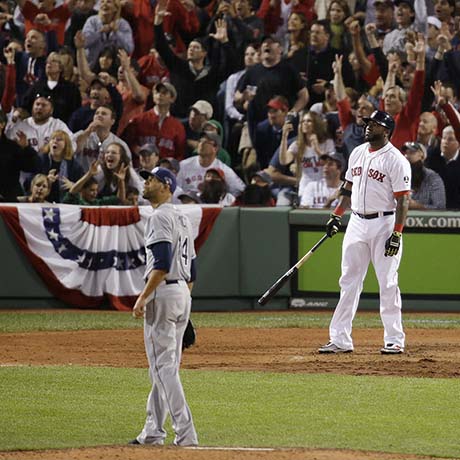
[363,110,395,133]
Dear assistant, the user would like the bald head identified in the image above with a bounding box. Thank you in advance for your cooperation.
[417,112,438,138]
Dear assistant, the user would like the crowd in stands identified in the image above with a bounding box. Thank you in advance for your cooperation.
[0,0,460,210]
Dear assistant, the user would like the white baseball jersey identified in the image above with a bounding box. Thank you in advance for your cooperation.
[345,141,411,213]
[72,131,132,172]
[288,139,335,195]
[177,156,245,196]
[144,203,196,282]
[5,117,76,152]
[299,178,339,208]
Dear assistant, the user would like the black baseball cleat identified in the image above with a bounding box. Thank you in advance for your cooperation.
[128,439,141,445]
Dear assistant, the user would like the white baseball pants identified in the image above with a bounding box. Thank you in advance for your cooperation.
[137,281,198,446]
[329,213,405,350]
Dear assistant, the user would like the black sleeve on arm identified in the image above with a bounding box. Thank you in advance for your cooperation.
[190,258,196,282]
[148,241,172,272]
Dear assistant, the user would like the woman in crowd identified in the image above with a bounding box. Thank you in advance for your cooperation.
[82,0,134,68]
[279,110,335,197]
[40,130,84,203]
[325,0,352,55]
[93,142,144,202]
[286,12,309,59]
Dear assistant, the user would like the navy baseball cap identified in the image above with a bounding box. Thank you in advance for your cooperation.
[362,110,395,132]
[139,166,177,193]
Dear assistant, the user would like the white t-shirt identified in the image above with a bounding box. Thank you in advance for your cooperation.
[345,141,411,214]
[177,157,245,196]
[72,131,132,173]
[300,178,340,208]
[288,139,335,195]
[6,117,75,152]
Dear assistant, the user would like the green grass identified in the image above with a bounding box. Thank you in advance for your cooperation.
[0,366,459,457]
[1,310,460,333]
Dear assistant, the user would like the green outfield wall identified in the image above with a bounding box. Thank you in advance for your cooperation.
[1,207,459,311]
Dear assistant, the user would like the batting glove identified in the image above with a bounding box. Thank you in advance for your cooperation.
[384,231,402,257]
[326,214,341,238]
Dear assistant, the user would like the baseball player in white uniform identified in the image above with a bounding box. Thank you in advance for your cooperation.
[318,111,411,355]
[131,167,198,446]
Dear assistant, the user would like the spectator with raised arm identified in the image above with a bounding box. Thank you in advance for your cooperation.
[82,0,134,68]
[120,0,154,59]
[92,141,143,201]
[381,34,425,149]
[235,34,308,142]
[72,104,131,172]
[333,54,376,158]
[279,110,335,199]
[154,0,235,118]
[64,0,97,52]
[382,0,426,56]
[299,20,353,106]
[122,81,186,161]
[63,159,124,205]
[115,49,149,135]
[207,0,263,58]
[15,0,77,46]
[0,6,23,52]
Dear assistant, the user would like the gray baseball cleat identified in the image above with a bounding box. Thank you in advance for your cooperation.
[380,343,404,354]
[318,342,353,353]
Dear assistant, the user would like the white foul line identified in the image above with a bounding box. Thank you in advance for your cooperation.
[186,447,275,451]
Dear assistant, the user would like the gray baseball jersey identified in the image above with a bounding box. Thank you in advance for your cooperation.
[144,203,196,282]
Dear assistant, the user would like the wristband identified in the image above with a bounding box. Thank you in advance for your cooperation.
[394,224,404,233]
[333,206,346,217]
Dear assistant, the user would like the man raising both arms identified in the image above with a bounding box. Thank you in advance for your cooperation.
[318,110,411,355]
[131,167,198,447]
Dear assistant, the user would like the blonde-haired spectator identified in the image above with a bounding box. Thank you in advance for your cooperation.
[17,174,51,203]
[39,130,85,203]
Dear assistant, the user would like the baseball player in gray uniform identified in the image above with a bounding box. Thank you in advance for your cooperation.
[318,111,411,355]
[131,166,198,446]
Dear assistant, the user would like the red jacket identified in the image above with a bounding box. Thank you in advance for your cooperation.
[22,1,71,45]
[383,70,425,150]
[257,0,316,35]
[163,0,200,56]
[122,108,186,161]
[122,0,154,59]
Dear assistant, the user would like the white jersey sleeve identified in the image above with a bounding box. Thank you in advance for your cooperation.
[388,151,412,194]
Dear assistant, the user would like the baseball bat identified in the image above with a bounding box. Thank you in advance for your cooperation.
[257,234,329,306]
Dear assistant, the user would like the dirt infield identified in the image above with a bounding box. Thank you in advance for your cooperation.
[1,320,458,460]
[1,327,459,378]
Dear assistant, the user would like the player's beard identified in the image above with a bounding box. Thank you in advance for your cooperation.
[364,129,384,143]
